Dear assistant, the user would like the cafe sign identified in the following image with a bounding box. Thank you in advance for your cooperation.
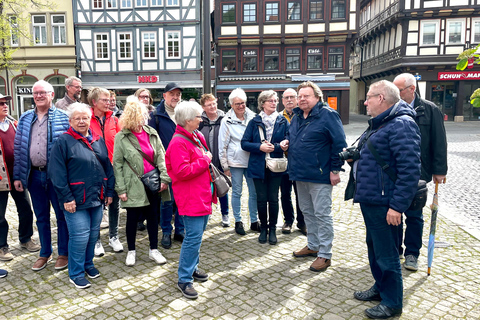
[438,71,480,80]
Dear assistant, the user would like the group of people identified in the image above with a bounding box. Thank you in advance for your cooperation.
[0,74,447,320]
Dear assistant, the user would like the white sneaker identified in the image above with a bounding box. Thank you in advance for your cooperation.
[94,240,105,257]
[109,236,124,253]
[126,250,136,266]
[221,215,230,227]
[149,249,166,265]
[100,211,109,229]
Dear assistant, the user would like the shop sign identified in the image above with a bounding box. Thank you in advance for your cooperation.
[438,71,480,80]
[327,97,337,110]
[17,87,33,94]
[138,75,159,83]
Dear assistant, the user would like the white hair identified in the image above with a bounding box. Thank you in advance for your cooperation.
[33,80,54,94]
[67,102,92,120]
[175,101,203,127]
[228,88,247,106]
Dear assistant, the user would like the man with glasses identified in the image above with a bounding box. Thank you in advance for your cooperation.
[55,76,82,112]
[13,80,70,271]
[279,88,305,235]
[393,73,447,272]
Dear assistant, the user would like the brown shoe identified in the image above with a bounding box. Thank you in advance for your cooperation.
[55,255,68,270]
[0,247,14,261]
[32,256,53,271]
[309,257,331,272]
[293,246,318,257]
[21,239,41,252]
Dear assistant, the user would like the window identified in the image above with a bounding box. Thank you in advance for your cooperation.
[420,20,439,46]
[9,16,19,46]
[307,48,322,70]
[310,1,323,20]
[222,4,235,23]
[264,49,279,71]
[118,33,132,59]
[95,33,109,60]
[287,2,301,21]
[32,15,47,45]
[107,0,117,8]
[166,0,179,5]
[265,3,279,21]
[328,47,344,69]
[93,0,103,9]
[332,0,346,19]
[121,0,132,8]
[243,49,257,71]
[286,48,300,70]
[52,15,66,45]
[136,0,147,6]
[446,20,464,45]
[142,32,156,59]
[222,50,236,71]
[166,31,180,58]
[243,3,256,22]
[151,0,162,6]
[474,20,480,43]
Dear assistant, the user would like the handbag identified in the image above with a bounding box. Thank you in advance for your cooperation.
[126,135,161,192]
[258,126,288,173]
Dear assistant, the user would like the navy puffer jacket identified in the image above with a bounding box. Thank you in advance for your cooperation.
[241,114,289,179]
[354,100,421,213]
[13,106,69,187]
[148,100,176,150]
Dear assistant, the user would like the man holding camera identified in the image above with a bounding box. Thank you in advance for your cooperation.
[393,73,448,271]
[351,80,420,319]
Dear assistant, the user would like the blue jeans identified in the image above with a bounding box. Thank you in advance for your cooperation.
[360,203,403,310]
[178,215,209,284]
[28,169,69,258]
[398,208,423,258]
[230,167,257,223]
[219,193,229,216]
[64,206,102,280]
[108,192,120,238]
[296,181,333,259]
[160,184,184,235]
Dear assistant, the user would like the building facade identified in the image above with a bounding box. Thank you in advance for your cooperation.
[214,0,358,123]
[351,0,480,121]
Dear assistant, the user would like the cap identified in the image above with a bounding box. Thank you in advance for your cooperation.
[164,82,183,93]
[0,94,12,101]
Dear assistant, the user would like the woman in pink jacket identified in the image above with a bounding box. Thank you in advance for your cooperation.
[165,101,216,300]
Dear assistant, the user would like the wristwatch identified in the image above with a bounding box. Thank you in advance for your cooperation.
[331,170,340,174]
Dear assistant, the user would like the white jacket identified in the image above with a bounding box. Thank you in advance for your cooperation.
[218,108,256,170]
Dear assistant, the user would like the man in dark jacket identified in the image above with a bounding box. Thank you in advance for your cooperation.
[394,73,448,271]
[285,81,347,272]
[148,82,184,249]
[352,80,421,319]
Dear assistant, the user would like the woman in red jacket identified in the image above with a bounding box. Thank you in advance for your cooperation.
[165,101,215,300]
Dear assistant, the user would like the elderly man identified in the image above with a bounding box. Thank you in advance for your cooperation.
[351,80,420,319]
[393,73,448,271]
[285,81,347,272]
[14,80,70,271]
[148,82,185,249]
[279,88,305,235]
[55,76,82,111]
[0,94,40,262]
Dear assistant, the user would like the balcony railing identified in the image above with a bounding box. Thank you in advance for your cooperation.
[359,1,400,38]
[352,47,402,78]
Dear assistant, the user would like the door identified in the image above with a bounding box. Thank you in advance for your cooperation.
[17,95,35,117]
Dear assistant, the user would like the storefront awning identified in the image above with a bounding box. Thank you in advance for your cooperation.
[291,75,336,82]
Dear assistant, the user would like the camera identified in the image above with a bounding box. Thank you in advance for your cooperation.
[339,146,360,161]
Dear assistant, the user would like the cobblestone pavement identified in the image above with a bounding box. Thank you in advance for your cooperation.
[1,116,479,319]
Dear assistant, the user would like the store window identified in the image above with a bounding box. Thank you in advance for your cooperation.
[243,49,257,71]
[265,2,279,22]
[264,49,279,71]
[287,2,301,21]
[307,48,323,70]
[222,4,235,23]
[243,3,256,23]
[47,76,67,103]
[332,0,346,19]
[328,47,344,69]
[222,50,236,71]
[286,48,300,70]
[310,0,323,20]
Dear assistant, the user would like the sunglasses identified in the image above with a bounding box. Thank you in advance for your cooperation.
[0,102,8,106]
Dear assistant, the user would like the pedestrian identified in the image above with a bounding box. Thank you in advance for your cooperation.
[13,80,70,271]
[88,87,123,257]
[241,90,289,244]
[351,80,421,319]
[148,82,185,249]
[165,101,214,300]
[198,94,229,226]
[218,88,259,235]
[109,91,122,118]
[55,76,82,112]
[0,93,40,262]
[135,88,155,114]
[49,103,115,289]
[393,73,448,271]
[286,81,347,272]
[113,100,170,267]
[279,88,305,235]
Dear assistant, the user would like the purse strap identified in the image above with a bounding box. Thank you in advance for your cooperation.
[125,160,142,179]
[126,134,157,168]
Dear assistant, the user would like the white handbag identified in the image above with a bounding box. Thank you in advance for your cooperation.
[258,126,288,173]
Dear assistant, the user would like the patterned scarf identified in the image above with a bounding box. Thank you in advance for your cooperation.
[260,111,278,142]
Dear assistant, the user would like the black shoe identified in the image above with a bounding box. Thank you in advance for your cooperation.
[173,233,184,243]
[354,286,382,301]
[192,269,209,282]
[250,221,261,232]
[161,234,172,249]
[137,222,146,231]
[258,227,268,244]
[364,304,402,319]
[268,227,277,245]
[297,224,307,235]
[235,222,246,235]
[177,282,198,299]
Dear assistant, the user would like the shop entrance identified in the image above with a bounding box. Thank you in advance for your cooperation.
[430,82,455,121]
[463,81,480,121]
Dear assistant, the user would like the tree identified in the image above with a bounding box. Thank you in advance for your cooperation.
[456,43,480,108]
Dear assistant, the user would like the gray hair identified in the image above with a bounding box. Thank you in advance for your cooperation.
[67,102,92,120]
[33,80,54,94]
[258,90,278,111]
[175,101,203,127]
[394,73,417,88]
[369,80,400,105]
[228,88,247,106]
[65,76,82,87]
[282,88,297,97]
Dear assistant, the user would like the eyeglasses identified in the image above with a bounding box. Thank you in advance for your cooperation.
[298,95,312,100]
[69,85,82,90]
[33,91,52,97]
[97,98,110,103]
[265,99,277,104]
[233,102,245,107]
[139,95,150,99]
[283,95,296,100]
[366,94,381,100]
[72,117,90,122]
[0,102,8,106]
[398,85,412,92]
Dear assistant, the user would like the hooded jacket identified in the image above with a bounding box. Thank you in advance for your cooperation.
[148,99,176,150]
[198,109,225,169]
[89,108,120,163]
[354,100,421,213]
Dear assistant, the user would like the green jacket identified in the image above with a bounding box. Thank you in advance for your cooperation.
[113,125,171,207]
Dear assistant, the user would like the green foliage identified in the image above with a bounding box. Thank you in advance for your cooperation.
[456,44,480,107]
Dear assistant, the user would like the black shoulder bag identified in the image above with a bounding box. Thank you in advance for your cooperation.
[125,135,161,193]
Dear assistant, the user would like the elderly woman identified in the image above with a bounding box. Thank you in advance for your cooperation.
[198,94,229,226]
[49,103,115,289]
[113,101,170,267]
[218,88,258,235]
[241,90,289,245]
[165,101,214,300]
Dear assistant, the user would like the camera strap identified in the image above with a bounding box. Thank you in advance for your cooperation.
[366,139,397,183]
